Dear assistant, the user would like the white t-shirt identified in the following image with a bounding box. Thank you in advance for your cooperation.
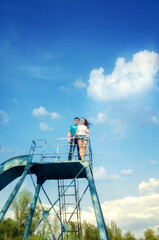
[77,125,88,136]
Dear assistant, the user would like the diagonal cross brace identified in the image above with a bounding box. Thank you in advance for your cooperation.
[23,177,46,240]
[0,164,33,222]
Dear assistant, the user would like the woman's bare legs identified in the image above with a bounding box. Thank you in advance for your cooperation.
[78,139,87,160]
[78,139,83,160]
[82,140,87,160]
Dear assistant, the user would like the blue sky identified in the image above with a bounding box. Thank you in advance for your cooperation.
[1,0,159,237]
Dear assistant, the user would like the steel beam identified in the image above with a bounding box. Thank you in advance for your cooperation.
[85,166,109,240]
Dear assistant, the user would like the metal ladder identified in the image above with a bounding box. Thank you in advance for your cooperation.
[58,179,82,240]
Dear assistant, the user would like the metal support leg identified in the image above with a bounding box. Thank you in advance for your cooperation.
[23,177,45,240]
[85,166,109,240]
[0,164,32,222]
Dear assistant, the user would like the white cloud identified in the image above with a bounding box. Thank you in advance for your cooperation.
[0,146,16,155]
[32,106,49,118]
[0,110,10,125]
[25,65,61,80]
[90,112,127,139]
[149,160,158,165]
[81,194,159,238]
[93,166,120,180]
[93,166,107,180]
[109,174,120,180]
[151,116,159,124]
[94,165,134,180]
[50,112,60,120]
[138,178,159,194]
[109,118,128,140]
[0,146,22,161]
[39,122,53,131]
[109,118,124,133]
[91,112,107,124]
[120,169,134,175]
[59,86,70,92]
[87,50,159,101]
[13,98,18,104]
[73,78,86,88]
[44,52,55,60]
[97,133,107,142]
[32,106,60,120]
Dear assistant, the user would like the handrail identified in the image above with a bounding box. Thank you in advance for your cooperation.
[29,138,92,166]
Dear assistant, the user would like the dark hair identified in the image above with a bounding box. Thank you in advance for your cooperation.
[74,117,80,120]
[82,118,91,129]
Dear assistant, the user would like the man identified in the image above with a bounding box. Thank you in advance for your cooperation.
[68,117,81,160]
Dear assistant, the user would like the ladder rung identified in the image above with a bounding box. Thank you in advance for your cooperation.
[58,185,75,188]
[64,203,76,205]
[64,194,76,196]
[64,212,78,215]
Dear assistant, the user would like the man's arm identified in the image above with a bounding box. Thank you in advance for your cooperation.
[68,131,71,143]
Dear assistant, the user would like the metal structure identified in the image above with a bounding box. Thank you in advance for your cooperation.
[57,179,82,240]
[0,138,109,240]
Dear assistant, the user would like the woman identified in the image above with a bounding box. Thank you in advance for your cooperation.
[73,118,90,160]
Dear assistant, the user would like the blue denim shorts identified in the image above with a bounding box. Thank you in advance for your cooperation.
[77,135,88,141]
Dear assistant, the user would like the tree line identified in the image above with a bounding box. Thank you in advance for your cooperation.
[0,189,158,240]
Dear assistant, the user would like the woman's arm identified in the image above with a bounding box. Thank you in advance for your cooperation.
[73,126,79,138]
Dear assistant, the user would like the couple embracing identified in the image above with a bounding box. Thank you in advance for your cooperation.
[68,117,91,161]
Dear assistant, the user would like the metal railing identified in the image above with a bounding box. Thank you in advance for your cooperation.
[29,138,92,166]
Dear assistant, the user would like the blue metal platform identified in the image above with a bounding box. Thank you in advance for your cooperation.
[0,155,88,190]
